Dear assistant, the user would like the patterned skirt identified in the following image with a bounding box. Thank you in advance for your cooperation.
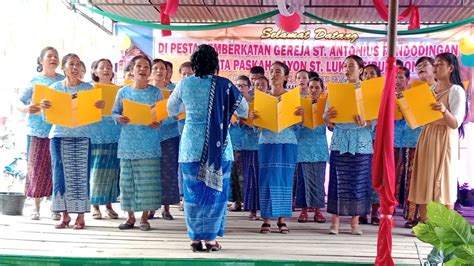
[119,158,162,212]
[295,162,326,209]
[90,143,120,205]
[51,137,91,213]
[327,151,372,216]
[160,136,180,205]
[259,144,297,219]
[395,147,418,220]
[230,151,243,202]
[181,161,231,241]
[25,136,53,198]
[242,150,259,211]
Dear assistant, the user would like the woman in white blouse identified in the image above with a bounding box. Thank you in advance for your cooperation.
[408,52,468,222]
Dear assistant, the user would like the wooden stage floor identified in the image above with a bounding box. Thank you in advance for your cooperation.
[0,201,449,265]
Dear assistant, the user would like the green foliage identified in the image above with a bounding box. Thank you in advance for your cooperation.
[413,202,474,265]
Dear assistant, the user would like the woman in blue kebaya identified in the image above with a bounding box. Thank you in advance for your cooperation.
[324,55,373,235]
[167,44,248,252]
[235,75,260,220]
[295,77,328,224]
[250,61,304,234]
[88,59,121,220]
[19,47,64,221]
[112,55,163,231]
[41,53,104,230]
[149,59,180,220]
[394,66,423,228]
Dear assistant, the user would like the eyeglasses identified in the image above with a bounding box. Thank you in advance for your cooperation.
[236,84,249,88]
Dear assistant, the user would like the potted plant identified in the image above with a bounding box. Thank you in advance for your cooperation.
[0,156,26,215]
[413,202,474,265]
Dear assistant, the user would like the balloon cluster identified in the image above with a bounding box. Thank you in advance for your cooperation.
[460,36,474,67]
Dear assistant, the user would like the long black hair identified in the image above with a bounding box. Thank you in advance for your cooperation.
[436,52,469,138]
[191,44,219,78]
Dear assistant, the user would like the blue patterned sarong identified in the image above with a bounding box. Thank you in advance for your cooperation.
[90,143,120,205]
[258,144,297,219]
[51,137,91,213]
[181,161,231,241]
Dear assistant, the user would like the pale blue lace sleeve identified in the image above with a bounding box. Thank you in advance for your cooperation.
[167,83,183,117]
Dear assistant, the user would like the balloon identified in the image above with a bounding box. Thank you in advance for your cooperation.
[459,36,474,55]
[117,33,131,51]
[461,53,474,67]
[276,12,301,32]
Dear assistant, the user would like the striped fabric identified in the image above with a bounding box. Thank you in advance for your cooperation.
[395,147,419,220]
[258,144,297,219]
[160,136,180,205]
[119,158,162,212]
[242,150,259,211]
[327,151,371,216]
[181,161,231,241]
[51,137,91,213]
[25,136,53,198]
[295,162,326,209]
[90,143,120,205]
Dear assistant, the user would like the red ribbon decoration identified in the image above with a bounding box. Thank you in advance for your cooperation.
[164,0,179,16]
[372,0,420,30]
[372,57,398,266]
[160,3,172,37]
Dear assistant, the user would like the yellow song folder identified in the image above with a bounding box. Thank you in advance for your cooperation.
[93,83,121,116]
[123,99,156,125]
[301,95,326,129]
[241,102,254,127]
[396,83,443,129]
[327,77,385,123]
[32,84,48,105]
[160,89,172,99]
[155,99,170,123]
[45,88,102,128]
[253,87,302,132]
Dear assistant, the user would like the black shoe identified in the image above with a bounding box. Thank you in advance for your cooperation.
[148,211,156,219]
[162,211,174,220]
[205,241,222,252]
[359,215,368,224]
[190,241,204,252]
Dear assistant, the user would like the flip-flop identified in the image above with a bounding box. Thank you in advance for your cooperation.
[118,221,135,230]
[277,223,289,234]
[140,222,151,231]
[260,223,271,234]
[92,209,102,220]
[105,208,119,219]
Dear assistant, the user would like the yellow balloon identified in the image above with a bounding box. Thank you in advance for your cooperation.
[118,33,131,51]
[459,36,474,55]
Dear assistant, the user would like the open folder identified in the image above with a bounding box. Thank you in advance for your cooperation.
[45,88,102,128]
[327,77,385,123]
[396,83,443,129]
[301,95,326,129]
[93,83,121,116]
[253,87,301,132]
[160,89,172,99]
[123,99,156,125]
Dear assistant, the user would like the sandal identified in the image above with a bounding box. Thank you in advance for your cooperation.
[371,216,380,226]
[105,208,119,219]
[91,209,102,220]
[118,221,135,230]
[55,218,71,229]
[147,211,156,220]
[73,222,85,230]
[359,215,368,224]
[139,222,151,231]
[162,211,174,220]
[30,209,40,220]
[297,212,308,223]
[205,241,222,252]
[329,224,339,235]
[260,223,271,234]
[277,223,289,234]
[190,241,204,252]
[51,213,61,221]
[248,212,258,221]
[314,212,326,223]
[351,225,363,235]
[404,220,418,229]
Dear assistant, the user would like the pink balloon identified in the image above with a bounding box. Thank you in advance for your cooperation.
[276,12,301,32]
